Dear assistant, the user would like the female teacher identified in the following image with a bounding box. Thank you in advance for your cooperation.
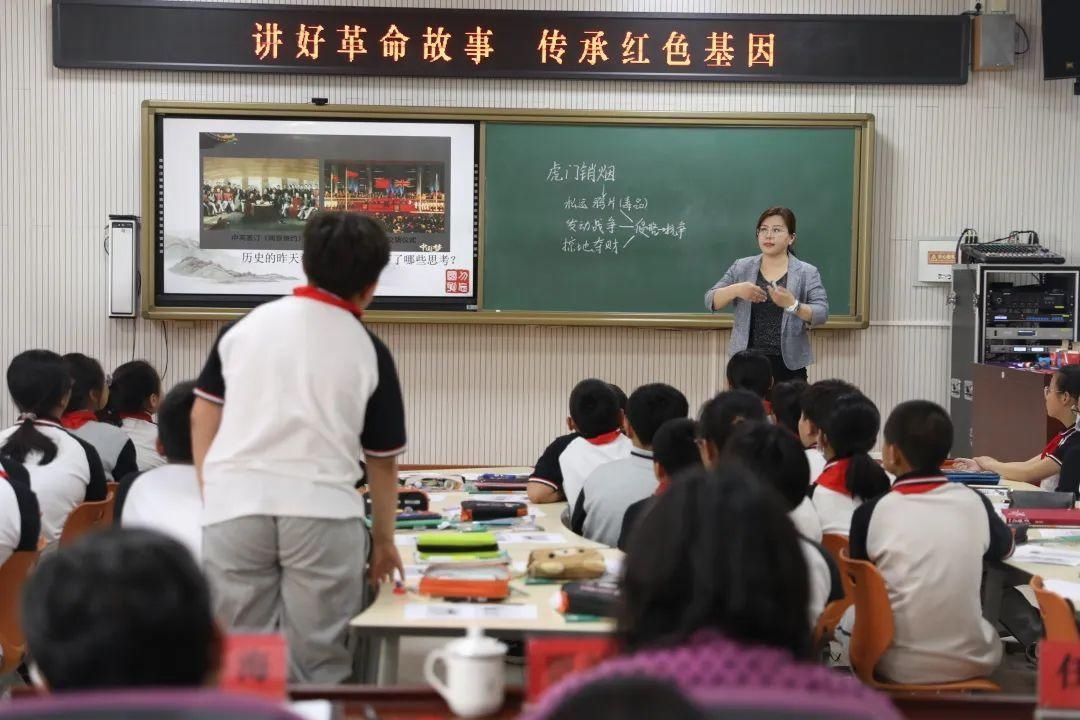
[704,207,829,382]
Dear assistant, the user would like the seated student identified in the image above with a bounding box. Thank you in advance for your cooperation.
[543,677,705,720]
[572,384,689,546]
[0,456,41,566]
[809,393,892,537]
[722,422,842,626]
[528,379,632,507]
[61,353,139,482]
[770,379,808,437]
[726,350,773,416]
[116,381,201,561]
[954,365,1080,489]
[521,467,900,720]
[696,389,822,540]
[102,360,166,472]
[618,418,701,551]
[22,528,222,690]
[846,401,1012,684]
[0,350,107,547]
[1058,444,1080,498]
[799,379,860,484]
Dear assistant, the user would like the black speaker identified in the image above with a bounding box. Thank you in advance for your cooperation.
[1042,0,1080,79]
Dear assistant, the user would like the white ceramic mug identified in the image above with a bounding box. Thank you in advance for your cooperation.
[424,628,507,718]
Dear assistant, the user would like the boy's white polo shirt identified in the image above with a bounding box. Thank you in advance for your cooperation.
[195,286,407,526]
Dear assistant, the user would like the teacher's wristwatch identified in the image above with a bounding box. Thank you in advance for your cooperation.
[784,300,801,314]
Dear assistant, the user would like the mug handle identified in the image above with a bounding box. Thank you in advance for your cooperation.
[424,649,452,700]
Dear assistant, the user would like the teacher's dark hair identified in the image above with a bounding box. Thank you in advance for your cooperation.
[618,464,811,659]
[757,206,797,254]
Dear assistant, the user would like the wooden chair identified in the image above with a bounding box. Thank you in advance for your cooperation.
[0,550,40,674]
[838,549,1000,692]
[1031,575,1080,642]
[813,534,855,648]
[59,490,116,548]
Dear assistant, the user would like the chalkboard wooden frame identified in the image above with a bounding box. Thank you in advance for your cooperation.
[141,101,874,328]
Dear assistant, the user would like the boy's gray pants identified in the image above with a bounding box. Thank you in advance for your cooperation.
[203,516,368,684]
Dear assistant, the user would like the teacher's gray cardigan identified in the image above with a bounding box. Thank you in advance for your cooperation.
[704,254,829,371]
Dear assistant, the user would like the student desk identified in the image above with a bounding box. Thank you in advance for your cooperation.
[350,471,619,685]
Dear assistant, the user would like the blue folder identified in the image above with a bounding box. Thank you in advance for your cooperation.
[943,470,1001,485]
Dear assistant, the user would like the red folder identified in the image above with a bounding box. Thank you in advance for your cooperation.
[1003,508,1080,527]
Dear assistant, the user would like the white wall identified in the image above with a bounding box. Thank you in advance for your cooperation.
[1,0,1077,464]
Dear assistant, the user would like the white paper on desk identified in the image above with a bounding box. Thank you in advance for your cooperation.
[426,493,449,503]
[494,531,566,545]
[402,563,429,580]
[1011,544,1080,566]
[1035,529,1080,541]
[1043,579,1080,603]
[469,493,530,502]
[394,535,417,547]
[288,701,334,720]
[404,603,539,621]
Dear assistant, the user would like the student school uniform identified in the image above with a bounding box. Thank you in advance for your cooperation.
[0,419,107,547]
[118,411,167,471]
[798,525,842,627]
[541,431,633,512]
[809,458,861,537]
[1039,423,1080,490]
[196,285,406,684]
[571,448,656,546]
[790,496,823,542]
[529,432,579,496]
[61,410,138,482]
[0,457,41,566]
[117,463,202,561]
[847,472,1012,684]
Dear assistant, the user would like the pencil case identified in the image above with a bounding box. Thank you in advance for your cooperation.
[419,561,511,601]
[416,531,503,561]
[557,581,620,618]
[527,548,607,581]
[362,488,430,515]
[460,500,528,522]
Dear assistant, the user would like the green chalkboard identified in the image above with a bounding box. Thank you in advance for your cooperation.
[481,120,870,322]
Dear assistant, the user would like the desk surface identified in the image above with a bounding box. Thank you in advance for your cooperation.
[351,469,617,637]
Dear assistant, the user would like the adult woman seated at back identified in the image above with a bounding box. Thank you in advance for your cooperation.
[954,365,1080,489]
[522,466,899,720]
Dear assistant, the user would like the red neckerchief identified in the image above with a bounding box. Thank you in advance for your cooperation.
[293,285,363,317]
[585,429,622,446]
[891,471,948,495]
[655,478,671,496]
[816,458,852,496]
[119,411,156,424]
[61,410,98,430]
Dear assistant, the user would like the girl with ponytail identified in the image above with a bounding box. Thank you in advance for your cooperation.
[0,350,107,547]
[101,360,165,471]
[809,393,891,536]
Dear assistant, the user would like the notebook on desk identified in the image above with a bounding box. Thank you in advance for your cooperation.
[1003,508,1080,527]
[943,470,1001,485]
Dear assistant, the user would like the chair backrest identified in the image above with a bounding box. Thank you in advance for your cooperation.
[0,550,41,674]
[59,491,115,548]
[1031,575,1080,642]
[821,534,854,597]
[838,549,895,686]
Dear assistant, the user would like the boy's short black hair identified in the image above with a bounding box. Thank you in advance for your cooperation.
[651,418,702,477]
[23,528,218,691]
[302,212,390,299]
[883,400,953,472]
[726,350,773,399]
[569,379,622,438]
[770,380,808,435]
[800,378,860,428]
[625,384,689,446]
[608,383,628,412]
[697,389,767,454]
[722,421,810,511]
[157,380,196,463]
